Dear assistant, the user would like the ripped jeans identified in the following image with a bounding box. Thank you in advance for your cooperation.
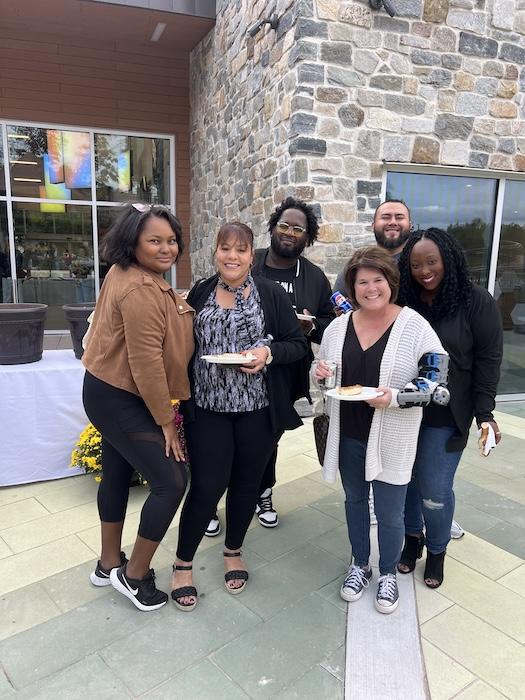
[403,426,463,555]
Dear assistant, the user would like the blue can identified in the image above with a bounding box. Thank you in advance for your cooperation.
[330,291,352,314]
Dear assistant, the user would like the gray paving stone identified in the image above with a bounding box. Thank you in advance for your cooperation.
[0,594,150,689]
[243,506,341,560]
[211,593,345,698]
[0,582,61,641]
[39,559,112,613]
[278,664,344,699]
[315,580,348,613]
[309,491,347,523]
[236,544,346,621]
[0,669,14,696]
[455,481,525,530]
[100,588,261,696]
[142,659,249,699]
[13,654,131,700]
[310,523,351,563]
[452,503,502,535]
[322,644,346,684]
[477,522,525,559]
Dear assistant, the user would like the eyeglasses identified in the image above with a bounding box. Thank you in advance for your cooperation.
[275,221,306,237]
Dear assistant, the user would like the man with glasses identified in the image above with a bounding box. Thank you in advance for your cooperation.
[205,196,334,536]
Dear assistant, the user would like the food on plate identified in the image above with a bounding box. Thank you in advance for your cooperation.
[215,353,255,362]
[337,384,363,396]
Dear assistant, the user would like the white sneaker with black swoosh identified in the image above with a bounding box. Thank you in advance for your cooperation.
[110,565,168,611]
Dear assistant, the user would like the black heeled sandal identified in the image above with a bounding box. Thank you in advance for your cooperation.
[223,551,249,595]
[397,533,425,574]
[171,564,198,611]
[424,550,446,589]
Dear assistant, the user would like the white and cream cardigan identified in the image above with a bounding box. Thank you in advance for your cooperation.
[316,307,446,486]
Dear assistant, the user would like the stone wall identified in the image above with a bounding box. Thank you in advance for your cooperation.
[190,0,525,281]
[189,0,302,279]
[287,0,525,277]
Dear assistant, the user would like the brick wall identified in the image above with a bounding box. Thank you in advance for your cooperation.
[0,26,192,286]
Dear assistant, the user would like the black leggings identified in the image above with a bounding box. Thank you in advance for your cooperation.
[82,372,187,542]
[176,405,280,561]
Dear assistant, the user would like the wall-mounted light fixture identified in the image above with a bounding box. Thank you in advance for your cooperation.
[369,0,397,18]
[247,14,279,38]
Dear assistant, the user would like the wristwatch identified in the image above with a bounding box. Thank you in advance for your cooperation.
[265,346,273,365]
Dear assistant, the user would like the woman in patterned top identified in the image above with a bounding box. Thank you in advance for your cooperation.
[171,222,307,610]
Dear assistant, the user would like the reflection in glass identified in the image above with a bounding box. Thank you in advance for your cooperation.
[386,172,497,287]
[0,203,13,302]
[12,203,94,329]
[7,125,91,200]
[95,134,170,203]
[97,206,123,283]
[495,180,525,394]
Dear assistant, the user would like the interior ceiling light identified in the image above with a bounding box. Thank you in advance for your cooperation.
[13,177,41,182]
[8,134,30,139]
[150,22,167,42]
[10,160,38,165]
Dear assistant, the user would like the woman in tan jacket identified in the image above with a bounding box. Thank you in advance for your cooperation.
[82,203,194,612]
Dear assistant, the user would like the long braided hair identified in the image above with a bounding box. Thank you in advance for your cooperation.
[398,227,473,320]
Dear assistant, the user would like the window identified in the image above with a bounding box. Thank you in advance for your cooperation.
[386,168,525,397]
[0,121,174,330]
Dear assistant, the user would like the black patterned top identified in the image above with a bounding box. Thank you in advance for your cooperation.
[193,276,269,412]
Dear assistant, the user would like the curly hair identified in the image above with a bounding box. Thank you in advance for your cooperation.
[398,227,473,320]
[100,203,184,269]
[267,196,319,246]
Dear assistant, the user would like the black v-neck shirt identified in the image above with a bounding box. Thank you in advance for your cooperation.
[340,316,393,441]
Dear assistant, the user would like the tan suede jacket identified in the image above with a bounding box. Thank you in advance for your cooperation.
[82,264,195,426]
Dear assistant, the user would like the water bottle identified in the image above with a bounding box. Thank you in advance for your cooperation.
[330,291,352,314]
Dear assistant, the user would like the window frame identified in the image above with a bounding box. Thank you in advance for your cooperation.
[0,119,176,316]
[383,163,525,402]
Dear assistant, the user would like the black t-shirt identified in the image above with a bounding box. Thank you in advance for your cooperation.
[340,316,393,442]
[262,263,297,309]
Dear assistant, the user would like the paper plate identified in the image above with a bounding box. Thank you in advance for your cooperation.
[326,387,383,402]
[201,353,256,365]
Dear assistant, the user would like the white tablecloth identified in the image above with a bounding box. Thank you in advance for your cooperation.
[0,350,87,486]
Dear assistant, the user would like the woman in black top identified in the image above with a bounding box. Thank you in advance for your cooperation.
[171,222,307,610]
[397,228,503,588]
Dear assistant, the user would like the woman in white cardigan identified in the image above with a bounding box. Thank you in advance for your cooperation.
[314,247,445,614]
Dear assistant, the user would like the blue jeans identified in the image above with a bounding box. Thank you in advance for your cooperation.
[404,426,463,554]
[339,436,408,575]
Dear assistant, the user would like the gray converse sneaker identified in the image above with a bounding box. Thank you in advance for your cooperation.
[340,564,372,602]
[450,520,465,539]
[375,573,399,614]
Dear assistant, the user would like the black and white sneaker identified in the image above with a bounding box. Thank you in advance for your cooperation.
[450,520,465,539]
[340,565,372,602]
[205,513,221,537]
[110,565,168,611]
[256,488,278,528]
[375,573,399,614]
[90,551,128,587]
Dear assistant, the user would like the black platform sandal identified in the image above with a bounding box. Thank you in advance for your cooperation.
[223,551,249,595]
[424,550,446,589]
[397,533,425,574]
[171,564,198,611]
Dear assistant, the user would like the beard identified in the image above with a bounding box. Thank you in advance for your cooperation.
[270,234,307,259]
[374,228,411,250]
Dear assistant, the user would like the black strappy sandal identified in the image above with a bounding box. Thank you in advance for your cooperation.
[397,533,425,574]
[171,564,198,611]
[223,551,249,595]
[424,550,446,589]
